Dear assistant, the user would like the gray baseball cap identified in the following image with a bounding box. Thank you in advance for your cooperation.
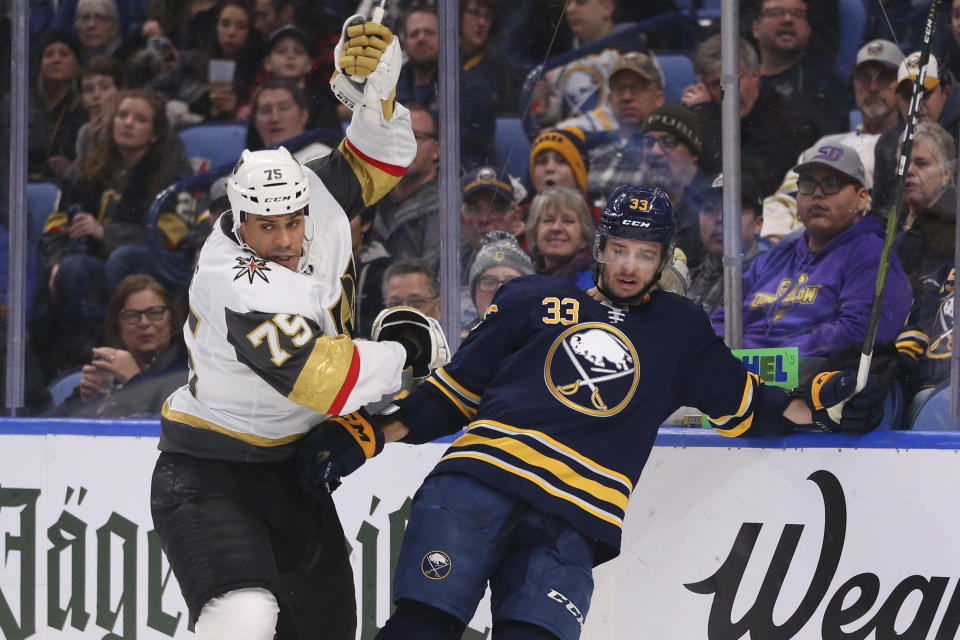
[854,39,904,71]
[793,143,867,187]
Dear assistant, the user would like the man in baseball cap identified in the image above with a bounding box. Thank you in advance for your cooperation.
[852,40,903,134]
[710,140,913,357]
[689,174,765,314]
[460,166,521,265]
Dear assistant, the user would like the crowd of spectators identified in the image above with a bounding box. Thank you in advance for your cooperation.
[5,0,956,425]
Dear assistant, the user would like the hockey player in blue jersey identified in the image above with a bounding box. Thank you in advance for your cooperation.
[298,184,890,640]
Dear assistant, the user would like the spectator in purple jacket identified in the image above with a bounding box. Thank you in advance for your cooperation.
[710,142,912,358]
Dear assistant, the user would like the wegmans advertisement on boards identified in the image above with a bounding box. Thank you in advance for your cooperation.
[1,432,959,639]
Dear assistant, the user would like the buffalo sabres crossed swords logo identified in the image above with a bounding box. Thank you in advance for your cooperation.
[544,323,640,416]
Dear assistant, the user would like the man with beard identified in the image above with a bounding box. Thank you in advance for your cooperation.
[638,105,707,270]
[749,0,850,153]
[762,39,904,241]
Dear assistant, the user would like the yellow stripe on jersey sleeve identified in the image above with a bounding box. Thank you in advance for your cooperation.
[425,377,477,419]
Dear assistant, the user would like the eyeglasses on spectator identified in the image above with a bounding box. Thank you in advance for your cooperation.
[119,305,169,325]
[475,275,519,292]
[796,175,854,196]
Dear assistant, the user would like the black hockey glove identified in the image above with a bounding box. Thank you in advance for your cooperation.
[297,409,384,493]
[800,370,887,433]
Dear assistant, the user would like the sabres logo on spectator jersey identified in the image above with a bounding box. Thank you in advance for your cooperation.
[232,255,271,284]
[421,550,452,580]
[544,323,639,416]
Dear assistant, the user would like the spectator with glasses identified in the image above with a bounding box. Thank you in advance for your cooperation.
[638,105,708,270]
[52,274,187,417]
[871,51,959,218]
[370,104,441,264]
[382,258,441,320]
[584,52,665,206]
[762,39,904,241]
[710,143,912,358]
[462,230,534,335]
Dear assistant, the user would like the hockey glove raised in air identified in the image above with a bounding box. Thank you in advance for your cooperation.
[330,14,402,122]
[297,409,383,493]
[372,306,451,379]
[801,370,887,433]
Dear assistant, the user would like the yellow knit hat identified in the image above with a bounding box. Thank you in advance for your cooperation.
[529,126,590,192]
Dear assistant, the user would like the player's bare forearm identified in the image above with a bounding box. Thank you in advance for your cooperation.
[381,419,409,443]
[783,398,812,426]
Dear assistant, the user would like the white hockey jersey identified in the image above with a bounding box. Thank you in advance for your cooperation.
[161,105,417,462]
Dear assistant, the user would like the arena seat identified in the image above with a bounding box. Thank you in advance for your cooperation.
[494,116,532,183]
[907,380,956,431]
[26,181,61,241]
[178,123,248,173]
[657,53,696,105]
[837,0,867,79]
[47,371,83,407]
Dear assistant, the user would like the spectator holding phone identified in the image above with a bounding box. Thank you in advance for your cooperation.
[184,0,264,119]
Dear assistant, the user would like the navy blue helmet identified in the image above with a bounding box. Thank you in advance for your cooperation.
[592,185,676,303]
[594,185,675,262]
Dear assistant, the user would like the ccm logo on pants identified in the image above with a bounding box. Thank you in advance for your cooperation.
[546,589,585,627]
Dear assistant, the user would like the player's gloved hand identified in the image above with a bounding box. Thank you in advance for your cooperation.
[330,14,402,122]
[372,307,451,379]
[801,370,887,433]
[337,19,393,78]
[297,409,384,493]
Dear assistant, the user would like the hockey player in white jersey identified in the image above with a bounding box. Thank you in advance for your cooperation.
[150,13,448,640]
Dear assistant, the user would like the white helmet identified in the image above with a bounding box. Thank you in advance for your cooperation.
[227,147,310,232]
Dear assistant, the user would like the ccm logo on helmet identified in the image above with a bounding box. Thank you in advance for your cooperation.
[621,219,651,227]
[264,196,293,202]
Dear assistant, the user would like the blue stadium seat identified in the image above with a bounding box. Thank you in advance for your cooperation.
[26,181,61,241]
[697,0,722,21]
[494,116,532,183]
[178,123,248,173]
[849,108,862,130]
[47,370,83,407]
[908,380,957,430]
[836,0,867,80]
[875,380,904,430]
[657,53,696,105]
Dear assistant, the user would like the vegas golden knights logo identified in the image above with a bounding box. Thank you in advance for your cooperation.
[544,323,639,416]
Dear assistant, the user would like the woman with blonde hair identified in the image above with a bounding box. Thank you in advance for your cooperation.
[525,187,596,279]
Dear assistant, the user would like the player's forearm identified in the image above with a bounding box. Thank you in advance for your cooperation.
[381,419,409,443]
[783,398,812,426]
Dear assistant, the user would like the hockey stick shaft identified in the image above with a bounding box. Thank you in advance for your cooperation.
[827,0,941,423]
[863,1,940,383]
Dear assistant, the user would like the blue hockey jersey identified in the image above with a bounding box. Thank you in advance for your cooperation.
[397,275,794,564]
